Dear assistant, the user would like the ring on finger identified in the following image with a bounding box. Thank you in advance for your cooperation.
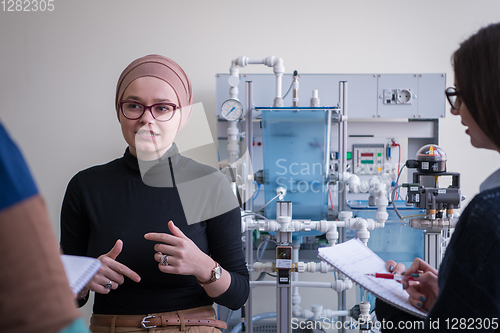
[161,254,169,266]
[105,280,112,289]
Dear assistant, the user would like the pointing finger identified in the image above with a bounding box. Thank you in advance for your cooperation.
[106,258,141,283]
[144,232,182,246]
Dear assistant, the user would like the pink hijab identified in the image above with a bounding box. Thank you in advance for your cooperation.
[115,54,193,131]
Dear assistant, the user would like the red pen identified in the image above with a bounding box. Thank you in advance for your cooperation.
[366,273,415,281]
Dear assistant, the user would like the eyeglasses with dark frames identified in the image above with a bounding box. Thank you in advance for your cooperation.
[119,100,179,122]
[445,87,462,110]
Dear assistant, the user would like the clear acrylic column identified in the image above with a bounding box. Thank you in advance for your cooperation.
[261,108,330,220]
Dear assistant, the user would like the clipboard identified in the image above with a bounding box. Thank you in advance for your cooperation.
[318,238,427,319]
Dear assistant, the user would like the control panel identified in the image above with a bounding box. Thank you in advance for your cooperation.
[352,144,385,175]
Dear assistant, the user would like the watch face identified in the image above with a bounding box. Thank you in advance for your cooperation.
[214,266,222,280]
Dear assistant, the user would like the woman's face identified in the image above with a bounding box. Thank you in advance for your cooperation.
[119,76,181,160]
[450,82,498,152]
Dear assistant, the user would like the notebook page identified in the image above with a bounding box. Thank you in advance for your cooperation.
[318,238,426,319]
[61,254,101,295]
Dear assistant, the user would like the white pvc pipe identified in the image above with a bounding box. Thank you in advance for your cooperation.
[292,241,300,308]
[250,281,278,287]
[250,281,349,289]
[293,307,350,319]
[227,121,239,164]
[248,58,265,65]
[276,75,283,98]
[245,217,383,237]
[228,56,284,106]
[253,261,336,274]
[294,281,340,288]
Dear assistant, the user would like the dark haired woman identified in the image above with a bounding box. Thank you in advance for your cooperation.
[375,22,500,332]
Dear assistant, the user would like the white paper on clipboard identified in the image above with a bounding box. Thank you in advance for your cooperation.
[318,238,426,319]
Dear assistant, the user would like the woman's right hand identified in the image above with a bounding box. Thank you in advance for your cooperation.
[401,258,439,312]
[85,239,141,295]
[386,258,439,312]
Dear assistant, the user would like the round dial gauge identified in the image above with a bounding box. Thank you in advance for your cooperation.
[221,99,244,121]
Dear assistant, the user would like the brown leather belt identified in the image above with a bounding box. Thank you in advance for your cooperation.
[90,306,227,330]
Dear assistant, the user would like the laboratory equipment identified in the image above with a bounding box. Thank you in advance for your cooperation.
[405,144,461,220]
[215,56,450,332]
[221,98,244,121]
[395,144,462,268]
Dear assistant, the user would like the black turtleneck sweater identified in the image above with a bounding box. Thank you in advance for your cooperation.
[60,145,249,314]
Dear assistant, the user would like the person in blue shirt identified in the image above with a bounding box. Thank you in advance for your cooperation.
[0,122,90,333]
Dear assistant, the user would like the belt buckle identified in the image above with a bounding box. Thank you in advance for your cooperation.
[141,315,157,329]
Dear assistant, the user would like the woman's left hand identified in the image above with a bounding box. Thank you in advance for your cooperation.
[144,220,212,280]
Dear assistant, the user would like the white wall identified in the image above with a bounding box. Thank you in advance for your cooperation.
[2,0,500,327]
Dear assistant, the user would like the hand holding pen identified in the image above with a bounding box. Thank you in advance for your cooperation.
[366,272,417,281]
[385,258,439,312]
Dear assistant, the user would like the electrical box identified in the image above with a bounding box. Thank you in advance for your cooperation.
[352,144,385,175]
[276,246,292,285]
[383,89,412,105]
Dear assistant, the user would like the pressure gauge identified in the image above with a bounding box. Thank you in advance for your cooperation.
[221,99,244,121]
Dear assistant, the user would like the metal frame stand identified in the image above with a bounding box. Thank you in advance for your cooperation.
[425,230,443,269]
[338,81,348,333]
[276,201,293,333]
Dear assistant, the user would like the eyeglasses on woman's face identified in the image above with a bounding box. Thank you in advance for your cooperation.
[445,87,463,110]
[119,100,179,122]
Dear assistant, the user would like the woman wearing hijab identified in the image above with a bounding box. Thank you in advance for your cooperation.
[60,55,249,332]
